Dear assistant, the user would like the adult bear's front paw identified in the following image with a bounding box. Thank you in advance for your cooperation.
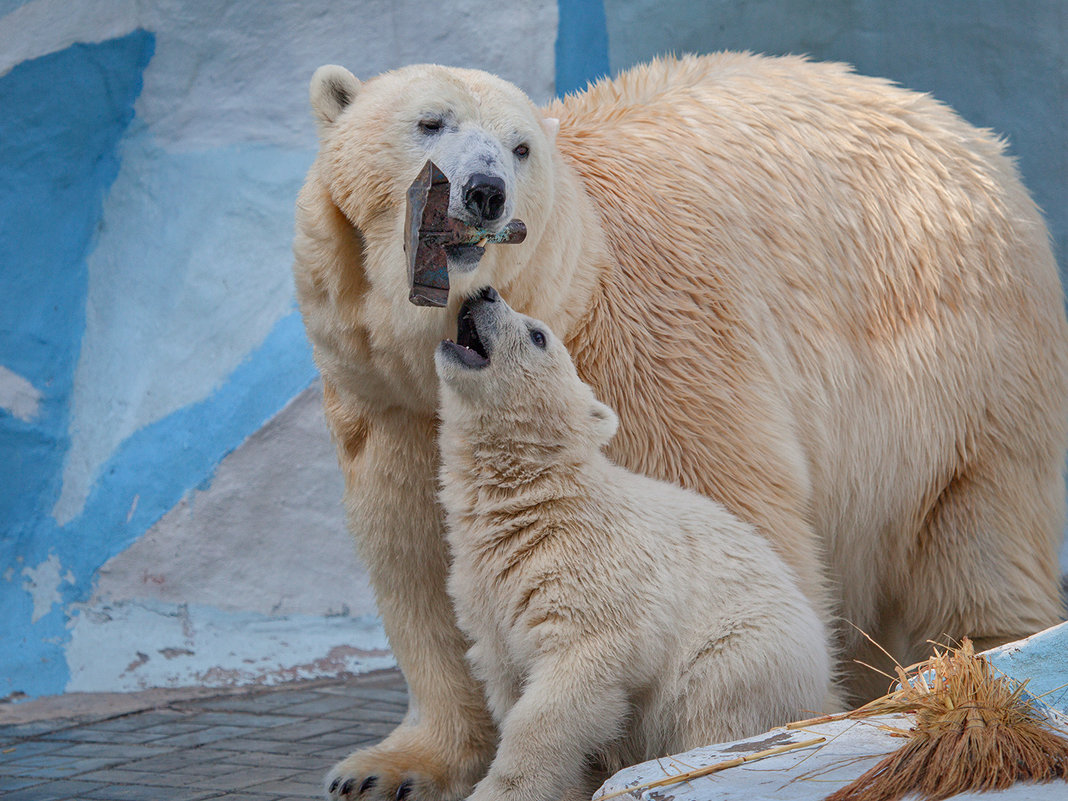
[324,732,489,801]
[325,766,417,801]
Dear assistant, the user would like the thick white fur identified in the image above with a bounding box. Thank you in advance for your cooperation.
[435,296,831,801]
[294,54,1068,801]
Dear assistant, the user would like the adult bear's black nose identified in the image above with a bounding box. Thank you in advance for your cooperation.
[463,174,506,223]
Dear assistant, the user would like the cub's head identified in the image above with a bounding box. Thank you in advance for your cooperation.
[308,64,558,293]
[434,287,618,451]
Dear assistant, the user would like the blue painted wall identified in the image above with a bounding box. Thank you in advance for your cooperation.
[555,0,610,96]
[0,0,558,700]
[1,32,155,696]
[0,32,317,698]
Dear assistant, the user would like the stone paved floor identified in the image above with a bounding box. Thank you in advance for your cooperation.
[0,669,407,801]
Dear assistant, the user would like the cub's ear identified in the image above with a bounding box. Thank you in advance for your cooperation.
[541,116,560,142]
[310,65,361,127]
[589,398,619,446]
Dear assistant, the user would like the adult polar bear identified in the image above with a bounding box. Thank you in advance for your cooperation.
[293,53,1068,801]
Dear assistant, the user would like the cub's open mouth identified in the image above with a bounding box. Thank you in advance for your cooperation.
[441,301,490,369]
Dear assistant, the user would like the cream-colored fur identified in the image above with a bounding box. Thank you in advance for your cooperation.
[435,293,831,801]
[294,54,1068,801]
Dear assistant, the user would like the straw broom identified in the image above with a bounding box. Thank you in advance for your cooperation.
[822,638,1068,801]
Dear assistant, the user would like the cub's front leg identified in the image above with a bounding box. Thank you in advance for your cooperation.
[467,654,629,801]
[324,404,495,801]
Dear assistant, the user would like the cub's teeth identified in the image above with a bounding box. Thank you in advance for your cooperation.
[477,237,489,247]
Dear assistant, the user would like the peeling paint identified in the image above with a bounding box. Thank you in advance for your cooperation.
[159,647,194,659]
[65,600,393,693]
[720,731,793,753]
[123,651,149,673]
[0,364,42,422]
[20,554,74,623]
[192,644,393,688]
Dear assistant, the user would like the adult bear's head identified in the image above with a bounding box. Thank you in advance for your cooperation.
[308,64,559,296]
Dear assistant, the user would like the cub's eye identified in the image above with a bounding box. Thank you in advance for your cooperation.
[418,118,443,134]
[530,329,546,349]
[513,143,530,159]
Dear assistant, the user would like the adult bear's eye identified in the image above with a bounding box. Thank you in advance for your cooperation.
[418,118,443,134]
[530,329,546,348]
[513,143,530,159]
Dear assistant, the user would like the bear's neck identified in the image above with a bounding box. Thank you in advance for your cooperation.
[438,415,594,523]
[485,152,611,343]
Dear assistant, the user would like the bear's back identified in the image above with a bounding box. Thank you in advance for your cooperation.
[545,52,1068,644]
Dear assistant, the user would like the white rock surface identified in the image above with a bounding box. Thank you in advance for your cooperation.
[597,622,1068,801]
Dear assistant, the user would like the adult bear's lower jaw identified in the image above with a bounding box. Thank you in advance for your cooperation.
[445,244,486,272]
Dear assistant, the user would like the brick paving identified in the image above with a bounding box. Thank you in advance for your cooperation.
[0,669,407,801]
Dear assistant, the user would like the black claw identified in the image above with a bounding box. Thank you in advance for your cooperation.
[340,778,355,796]
[395,779,413,801]
[359,776,378,794]
[330,778,341,793]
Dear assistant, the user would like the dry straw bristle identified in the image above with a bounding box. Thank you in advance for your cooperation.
[824,638,1068,801]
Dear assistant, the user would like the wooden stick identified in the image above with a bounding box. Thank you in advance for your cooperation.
[785,712,851,730]
[596,737,826,800]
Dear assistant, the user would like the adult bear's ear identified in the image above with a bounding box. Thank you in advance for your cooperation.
[310,65,361,128]
[541,116,560,143]
[589,398,619,446]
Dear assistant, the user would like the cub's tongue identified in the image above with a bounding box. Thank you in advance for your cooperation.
[403,159,526,307]
[456,300,488,360]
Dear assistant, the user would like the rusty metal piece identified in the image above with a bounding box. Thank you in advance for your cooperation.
[403,160,527,307]
[404,160,451,307]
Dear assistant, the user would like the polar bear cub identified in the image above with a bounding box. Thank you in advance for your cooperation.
[434,287,833,801]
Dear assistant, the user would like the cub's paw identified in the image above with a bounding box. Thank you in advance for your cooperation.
[324,741,478,801]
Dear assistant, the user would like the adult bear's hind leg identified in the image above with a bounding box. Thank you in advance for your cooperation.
[897,431,1066,672]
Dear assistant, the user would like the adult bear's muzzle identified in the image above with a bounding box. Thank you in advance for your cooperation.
[463,174,507,225]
